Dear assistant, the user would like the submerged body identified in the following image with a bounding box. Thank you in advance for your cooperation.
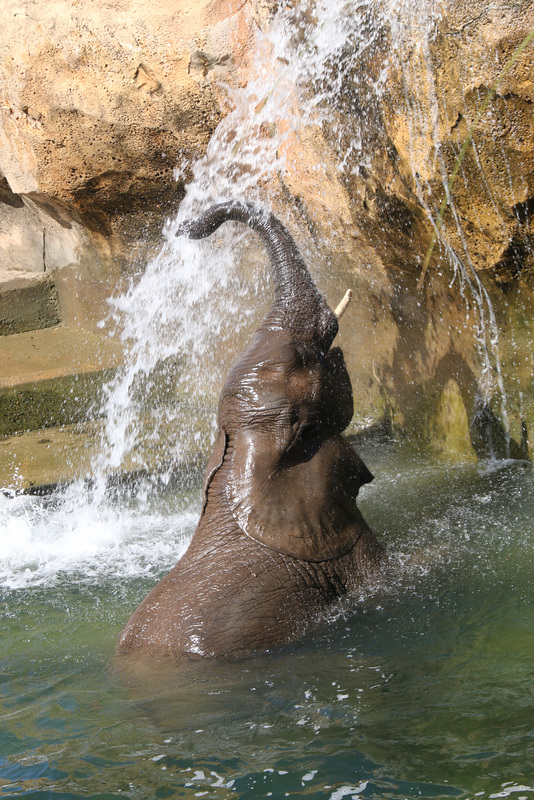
[118,431,383,658]
[117,202,384,659]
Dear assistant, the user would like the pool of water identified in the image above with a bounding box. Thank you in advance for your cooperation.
[1,442,533,799]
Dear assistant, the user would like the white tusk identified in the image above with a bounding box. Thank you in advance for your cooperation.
[334,289,352,319]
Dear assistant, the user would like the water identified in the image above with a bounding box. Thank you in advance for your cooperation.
[1,444,533,799]
[2,1,533,797]
[93,0,398,481]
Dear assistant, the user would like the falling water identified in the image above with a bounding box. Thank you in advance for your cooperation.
[94,0,397,486]
[390,0,517,457]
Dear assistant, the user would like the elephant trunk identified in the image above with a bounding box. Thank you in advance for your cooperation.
[176,202,339,351]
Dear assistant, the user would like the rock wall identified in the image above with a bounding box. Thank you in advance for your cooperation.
[1,0,533,464]
[265,0,534,461]
[377,0,534,459]
[0,0,255,329]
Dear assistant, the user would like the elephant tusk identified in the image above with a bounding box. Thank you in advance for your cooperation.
[334,289,352,319]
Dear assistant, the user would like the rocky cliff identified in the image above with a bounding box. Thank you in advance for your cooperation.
[0,0,259,329]
[1,0,533,471]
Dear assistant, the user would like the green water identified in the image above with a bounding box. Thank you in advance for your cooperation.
[1,444,533,799]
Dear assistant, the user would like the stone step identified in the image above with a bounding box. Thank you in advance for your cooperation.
[0,418,209,493]
[0,325,125,436]
[0,421,100,491]
[0,325,220,492]
[0,270,61,335]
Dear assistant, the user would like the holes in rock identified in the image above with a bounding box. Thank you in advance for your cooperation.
[494,235,532,288]
[513,196,534,224]
[375,191,415,234]
[493,198,534,288]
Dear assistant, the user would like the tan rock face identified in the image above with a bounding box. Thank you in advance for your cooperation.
[0,0,256,327]
[291,0,534,459]
[383,0,534,286]
[0,0,253,210]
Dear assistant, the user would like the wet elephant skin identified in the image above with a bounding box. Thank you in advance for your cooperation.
[117,202,384,659]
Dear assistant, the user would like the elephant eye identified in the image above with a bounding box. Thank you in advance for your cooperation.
[289,407,300,429]
[301,421,321,439]
[293,419,321,444]
[293,341,314,366]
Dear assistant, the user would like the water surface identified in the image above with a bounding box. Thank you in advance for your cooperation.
[1,443,533,799]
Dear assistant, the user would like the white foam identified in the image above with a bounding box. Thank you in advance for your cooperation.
[0,487,197,589]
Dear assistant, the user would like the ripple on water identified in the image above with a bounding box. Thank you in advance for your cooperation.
[0,449,533,800]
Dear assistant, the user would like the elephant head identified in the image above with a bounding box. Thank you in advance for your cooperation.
[117,202,383,660]
[185,203,373,562]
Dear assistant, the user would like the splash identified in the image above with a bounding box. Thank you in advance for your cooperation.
[0,0,482,586]
[0,483,196,589]
[94,0,393,483]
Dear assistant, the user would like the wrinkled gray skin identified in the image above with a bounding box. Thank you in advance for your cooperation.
[117,202,384,659]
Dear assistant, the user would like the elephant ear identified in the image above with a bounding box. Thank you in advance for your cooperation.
[224,428,373,561]
[201,429,227,514]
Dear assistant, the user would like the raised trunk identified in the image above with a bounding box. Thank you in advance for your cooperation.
[176,202,338,349]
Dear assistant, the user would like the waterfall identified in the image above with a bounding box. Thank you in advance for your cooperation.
[0,0,399,587]
[1,0,528,588]
[93,0,397,488]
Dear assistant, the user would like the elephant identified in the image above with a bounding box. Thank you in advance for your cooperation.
[117,201,384,660]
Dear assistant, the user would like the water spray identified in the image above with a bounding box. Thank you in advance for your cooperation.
[417,27,534,291]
